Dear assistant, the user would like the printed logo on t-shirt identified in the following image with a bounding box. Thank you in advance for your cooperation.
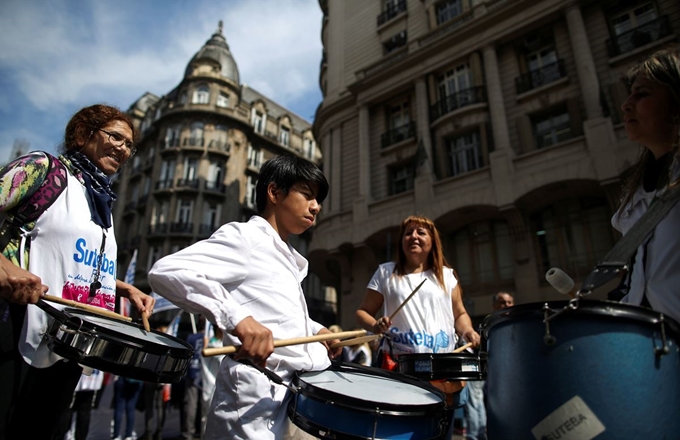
[389,328,450,353]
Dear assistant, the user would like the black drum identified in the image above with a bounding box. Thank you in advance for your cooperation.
[397,352,486,381]
[41,305,193,383]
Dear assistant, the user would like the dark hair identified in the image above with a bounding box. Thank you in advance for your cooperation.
[618,45,680,213]
[255,155,329,214]
[62,104,136,152]
[394,215,449,290]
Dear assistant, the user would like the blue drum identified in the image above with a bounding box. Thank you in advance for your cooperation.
[288,363,448,439]
[481,300,680,440]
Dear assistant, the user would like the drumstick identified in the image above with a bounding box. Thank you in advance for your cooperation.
[452,342,473,353]
[42,294,132,322]
[330,334,382,349]
[388,278,426,321]
[142,312,151,332]
[202,329,368,357]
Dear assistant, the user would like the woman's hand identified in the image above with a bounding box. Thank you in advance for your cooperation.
[0,255,48,304]
[373,316,392,334]
[461,329,482,348]
[116,280,155,318]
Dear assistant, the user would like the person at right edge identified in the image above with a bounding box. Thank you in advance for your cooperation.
[356,214,481,439]
[613,44,680,324]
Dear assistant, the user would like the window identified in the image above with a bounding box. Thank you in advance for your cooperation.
[280,126,290,146]
[390,163,414,195]
[203,202,221,229]
[246,175,257,209]
[383,31,407,55]
[207,161,224,189]
[247,144,263,168]
[158,160,175,188]
[447,131,483,177]
[151,201,168,227]
[252,110,264,134]
[611,3,658,36]
[187,122,204,147]
[182,157,198,181]
[179,91,187,105]
[532,198,615,279]
[192,85,210,104]
[211,125,229,151]
[377,0,407,26]
[382,101,414,148]
[142,176,151,196]
[129,182,139,202]
[436,0,462,25]
[165,126,180,148]
[303,138,315,160]
[175,199,193,224]
[217,92,230,108]
[448,221,514,290]
[389,102,410,130]
[147,145,155,163]
[438,63,471,100]
[147,246,161,271]
[532,108,572,148]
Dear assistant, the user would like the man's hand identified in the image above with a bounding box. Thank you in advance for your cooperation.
[232,316,274,367]
[317,327,342,360]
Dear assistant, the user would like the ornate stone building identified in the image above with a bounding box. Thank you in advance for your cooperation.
[310,0,679,327]
[113,24,336,323]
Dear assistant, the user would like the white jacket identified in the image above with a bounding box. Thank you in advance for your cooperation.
[148,216,330,439]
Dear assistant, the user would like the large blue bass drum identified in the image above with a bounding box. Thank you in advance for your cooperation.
[481,300,680,440]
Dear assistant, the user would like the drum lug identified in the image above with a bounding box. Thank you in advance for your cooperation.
[654,315,670,357]
[542,304,557,346]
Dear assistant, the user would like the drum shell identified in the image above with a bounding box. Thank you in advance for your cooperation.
[45,308,193,383]
[481,300,680,439]
[396,352,486,381]
[288,364,448,440]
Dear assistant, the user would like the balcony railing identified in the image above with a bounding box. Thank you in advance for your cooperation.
[163,138,179,149]
[205,181,226,193]
[155,179,174,190]
[430,86,486,121]
[170,222,193,234]
[176,178,200,189]
[606,15,672,58]
[381,122,417,148]
[536,123,573,149]
[183,137,204,147]
[515,60,566,95]
[377,0,407,26]
[208,140,231,153]
[148,223,168,235]
[199,223,217,237]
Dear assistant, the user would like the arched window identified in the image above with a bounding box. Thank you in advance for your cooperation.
[192,85,210,104]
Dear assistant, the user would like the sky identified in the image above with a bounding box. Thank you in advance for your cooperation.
[0,0,324,163]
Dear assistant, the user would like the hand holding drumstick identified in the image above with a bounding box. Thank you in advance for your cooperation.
[373,278,426,334]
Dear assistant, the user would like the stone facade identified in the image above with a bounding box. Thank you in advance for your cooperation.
[311,0,680,327]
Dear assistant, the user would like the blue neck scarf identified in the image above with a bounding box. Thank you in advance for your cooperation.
[63,150,117,229]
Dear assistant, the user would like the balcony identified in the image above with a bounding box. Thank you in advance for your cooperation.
[377,0,407,27]
[183,137,204,147]
[515,60,566,95]
[204,181,227,194]
[430,87,486,121]
[381,122,416,149]
[606,15,672,58]
[198,223,217,237]
[163,138,180,150]
[148,223,168,236]
[170,222,194,234]
[155,179,174,190]
[176,178,200,190]
[208,140,231,154]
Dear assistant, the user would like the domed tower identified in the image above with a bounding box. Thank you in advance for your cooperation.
[185,20,240,87]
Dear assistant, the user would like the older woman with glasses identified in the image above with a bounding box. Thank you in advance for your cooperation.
[0,103,154,439]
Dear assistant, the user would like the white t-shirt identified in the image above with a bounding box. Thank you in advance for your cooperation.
[611,154,680,324]
[367,262,458,355]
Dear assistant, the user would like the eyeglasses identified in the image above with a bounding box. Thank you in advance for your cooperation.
[97,128,135,153]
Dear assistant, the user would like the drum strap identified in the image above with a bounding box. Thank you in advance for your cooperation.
[581,182,680,293]
[0,153,68,254]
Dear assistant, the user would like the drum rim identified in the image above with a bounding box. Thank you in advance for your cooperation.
[51,307,194,354]
[480,299,680,339]
[293,364,447,414]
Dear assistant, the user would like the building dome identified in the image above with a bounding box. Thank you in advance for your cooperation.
[184,21,240,84]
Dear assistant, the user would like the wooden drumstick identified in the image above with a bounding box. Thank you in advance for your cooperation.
[388,278,426,321]
[330,334,382,349]
[42,294,132,322]
[142,312,151,332]
[203,329,368,357]
[452,342,473,353]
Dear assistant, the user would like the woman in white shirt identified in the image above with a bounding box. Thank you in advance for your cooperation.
[612,45,680,323]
